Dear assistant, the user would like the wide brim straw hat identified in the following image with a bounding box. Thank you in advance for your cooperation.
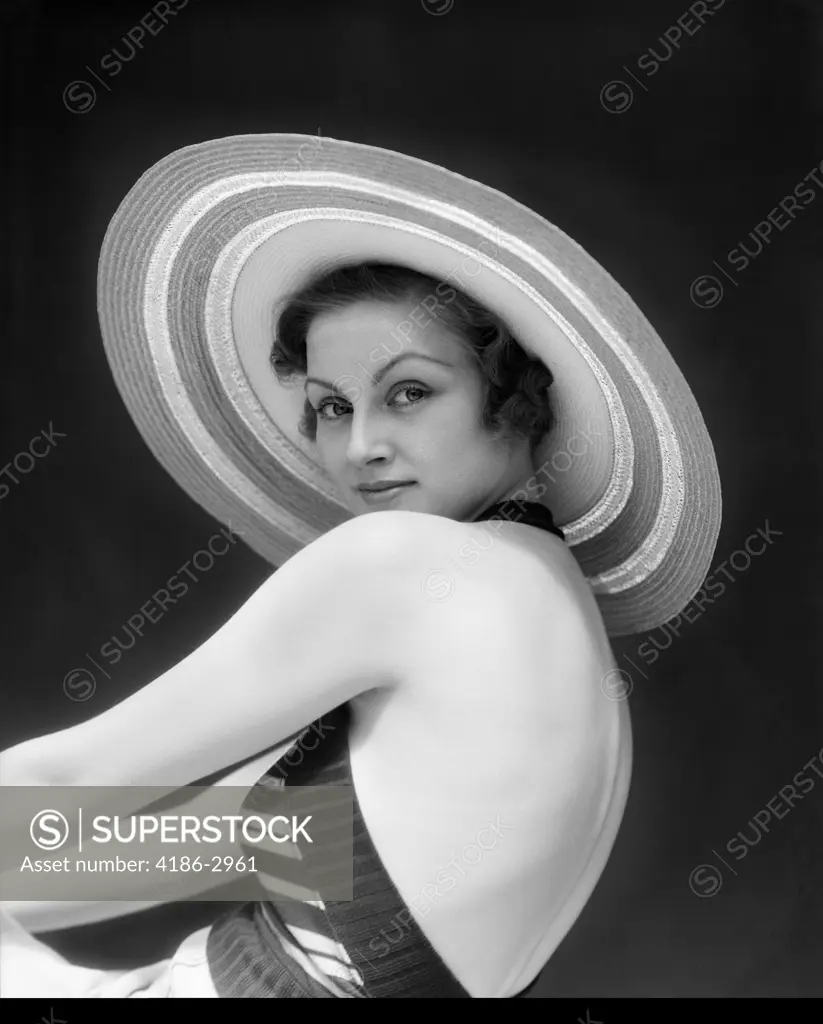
[96,132,721,637]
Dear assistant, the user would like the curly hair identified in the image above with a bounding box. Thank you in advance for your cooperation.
[270,261,555,456]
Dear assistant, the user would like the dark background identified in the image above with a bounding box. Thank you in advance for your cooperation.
[2,0,821,999]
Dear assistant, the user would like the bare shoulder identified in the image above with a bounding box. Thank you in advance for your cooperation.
[341,514,615,726]
[325,510,599,638]
[315,509,482,574]
[320,509,468,547]
[325,508,574,578]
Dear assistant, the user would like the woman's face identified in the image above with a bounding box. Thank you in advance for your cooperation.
[304,298,521,521]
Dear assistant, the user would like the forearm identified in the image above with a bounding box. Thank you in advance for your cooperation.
[0,744,151,931]
[0,780,237,933]
[0,738,62,863]
[0,736,144,867]
[0,743,282,928]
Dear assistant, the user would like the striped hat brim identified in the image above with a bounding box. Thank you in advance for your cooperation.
[97,133,722,636]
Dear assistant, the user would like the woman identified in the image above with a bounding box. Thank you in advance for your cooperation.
[0,133,721,998]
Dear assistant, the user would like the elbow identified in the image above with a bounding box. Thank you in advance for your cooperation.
[1,741,50,788]
[1,735,73,789]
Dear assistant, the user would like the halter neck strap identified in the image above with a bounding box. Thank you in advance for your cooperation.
[472,500,565,542]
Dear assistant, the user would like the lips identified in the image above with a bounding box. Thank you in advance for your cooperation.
[358,482,415,493]
[357,482,416,505]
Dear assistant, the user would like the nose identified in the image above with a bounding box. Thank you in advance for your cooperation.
[345,406,394,468]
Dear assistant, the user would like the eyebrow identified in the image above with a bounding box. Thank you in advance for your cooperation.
[304,352,454,392]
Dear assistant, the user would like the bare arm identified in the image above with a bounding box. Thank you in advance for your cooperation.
[1,743,292,932]
[3,512,434,798]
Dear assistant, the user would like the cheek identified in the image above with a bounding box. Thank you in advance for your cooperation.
[314,433,341,473]
[415,416,494,472]
[409,405,469,461]
[427,388,481,437]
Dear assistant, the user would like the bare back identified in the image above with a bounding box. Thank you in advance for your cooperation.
[348,517,633,997]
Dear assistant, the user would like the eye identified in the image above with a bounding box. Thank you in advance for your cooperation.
[389,383,431,408]
[316,397,352,422]
[315,383,431,423]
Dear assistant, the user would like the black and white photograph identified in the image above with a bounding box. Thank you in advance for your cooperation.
[0,0,819,1008]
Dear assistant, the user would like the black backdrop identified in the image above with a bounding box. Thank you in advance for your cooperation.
[2,0,820,999]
